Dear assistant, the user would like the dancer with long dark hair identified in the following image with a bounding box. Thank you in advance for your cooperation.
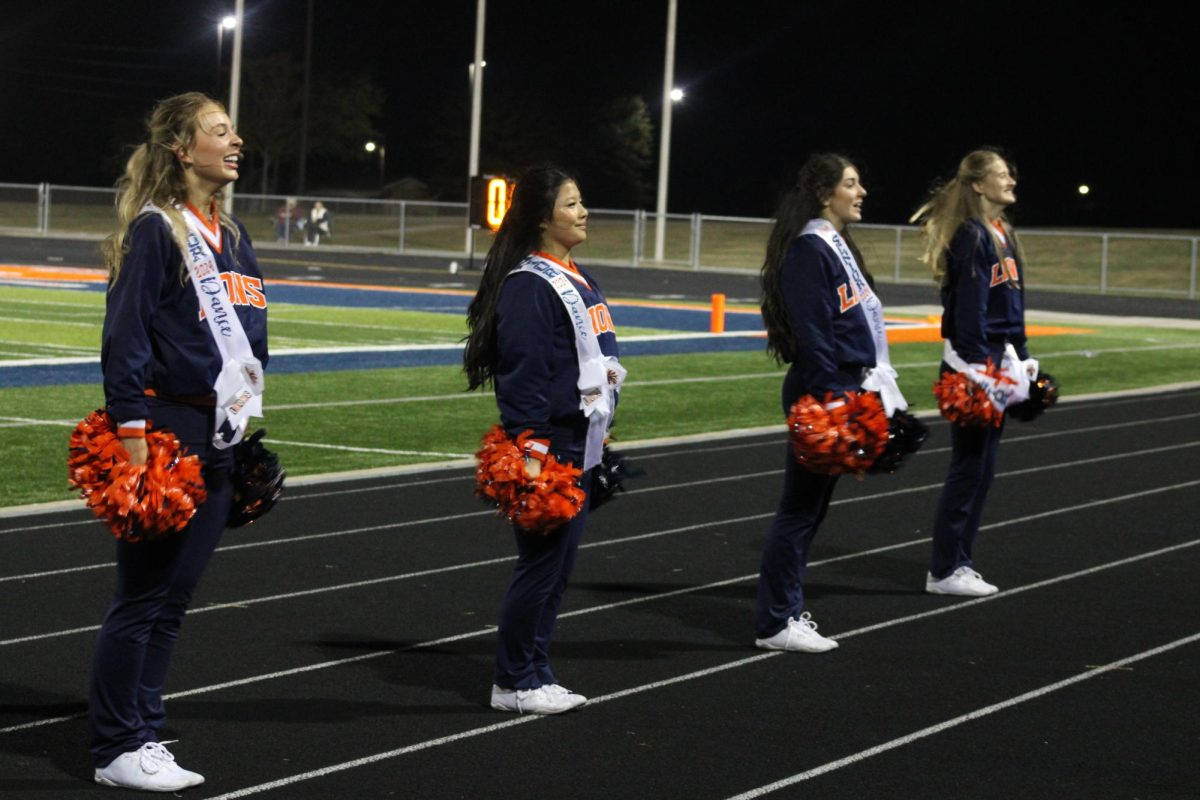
[756,153,912,652]
[465,166,623,714]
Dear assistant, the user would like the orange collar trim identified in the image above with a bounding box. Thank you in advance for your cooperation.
[185,202,222,253]
[533,251,589,288]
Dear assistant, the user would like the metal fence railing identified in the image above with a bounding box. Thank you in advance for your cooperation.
[0,182,1195,299]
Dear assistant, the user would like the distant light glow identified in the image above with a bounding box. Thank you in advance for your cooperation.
[1078,184,1090,195]
[364,141,377,153]
[670,87,684,102]
[220,15,237,30]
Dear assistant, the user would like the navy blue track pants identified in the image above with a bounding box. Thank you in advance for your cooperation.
[930,405,1006,579]
[494,468,592,690]
[755,444,840,639]
[88,400,232,768]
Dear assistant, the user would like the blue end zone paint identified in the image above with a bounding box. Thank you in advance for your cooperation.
[1,336,766,388]
[267,284,470,313]
[2,279,768,387]
[11,278,761,331]
[266,283,763,332]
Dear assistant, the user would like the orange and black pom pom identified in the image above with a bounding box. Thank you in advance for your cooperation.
[786,391,890,476]
[475,425,585,533]
[933,371,1002,428]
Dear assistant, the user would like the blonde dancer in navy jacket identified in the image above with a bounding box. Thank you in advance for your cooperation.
[913,149,1029,597]
[90,92,267,792]
[464,166,622,715]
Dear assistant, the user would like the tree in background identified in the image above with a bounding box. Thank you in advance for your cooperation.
[581,95,654,209]
[424,92,653,209]
[239,53,384,194]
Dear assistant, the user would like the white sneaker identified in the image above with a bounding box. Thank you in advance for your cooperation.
[926,566,999,597]
[94,741,205,792]
[755,611,839,653]
[542,684,588,710]
[490,684,582,715]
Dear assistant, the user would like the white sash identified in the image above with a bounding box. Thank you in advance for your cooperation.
[513,255,625,471]
[144,203,264,448]
[801,219,907,416]
[942,340,1036,412]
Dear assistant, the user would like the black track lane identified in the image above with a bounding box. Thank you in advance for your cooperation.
[0,390,1197,798]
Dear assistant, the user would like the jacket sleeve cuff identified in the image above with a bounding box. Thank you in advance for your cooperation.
[116,420,146,438]
[522,437,551,463]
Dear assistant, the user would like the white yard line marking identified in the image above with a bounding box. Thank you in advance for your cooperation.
[0,316,97,328]
[267,438,471,458]
[0,415,80,427]
[6,336,1194,379]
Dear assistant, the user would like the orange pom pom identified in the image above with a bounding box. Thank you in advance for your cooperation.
[787,391,889,476]
[933,370,1003,428]
[475,425,585,533]
[68,410,207,542]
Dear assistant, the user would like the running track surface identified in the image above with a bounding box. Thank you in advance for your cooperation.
[1,389,1197,798]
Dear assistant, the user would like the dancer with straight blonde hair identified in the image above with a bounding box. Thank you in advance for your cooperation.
[913,148,1034,597]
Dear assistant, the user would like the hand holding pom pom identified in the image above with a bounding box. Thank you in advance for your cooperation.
[868,410,930,474]
[787,391,890,476]
[933,370,1004,428]
[68,410,207,542]
[1006,371,1059,422]
[475,425,585,533]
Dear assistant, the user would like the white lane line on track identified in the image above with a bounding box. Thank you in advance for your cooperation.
[3,482,1196,737]
[190,538,1200,799]
[722,631,1200,800]
[5,439,1197,585]
[0,469,783,583]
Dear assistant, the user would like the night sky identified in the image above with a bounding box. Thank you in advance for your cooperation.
[1,0,1193,227]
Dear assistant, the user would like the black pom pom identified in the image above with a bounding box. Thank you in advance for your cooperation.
[590,446,645,510]
[227,429,285,528]
[868,410,930,474]
[1007,372,1060,422]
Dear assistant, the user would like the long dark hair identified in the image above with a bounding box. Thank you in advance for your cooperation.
[463,165,576,390]
[760,153,871,364]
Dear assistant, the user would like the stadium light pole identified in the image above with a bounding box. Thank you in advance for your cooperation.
[223,0,245,215]
[466,0,486,256]
[216,15,236,94]
[654,0,678,263]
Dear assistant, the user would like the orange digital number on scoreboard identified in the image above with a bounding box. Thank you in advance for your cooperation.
[486,177,509,230]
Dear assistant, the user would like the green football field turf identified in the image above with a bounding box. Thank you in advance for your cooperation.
[1,284,1198,507]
